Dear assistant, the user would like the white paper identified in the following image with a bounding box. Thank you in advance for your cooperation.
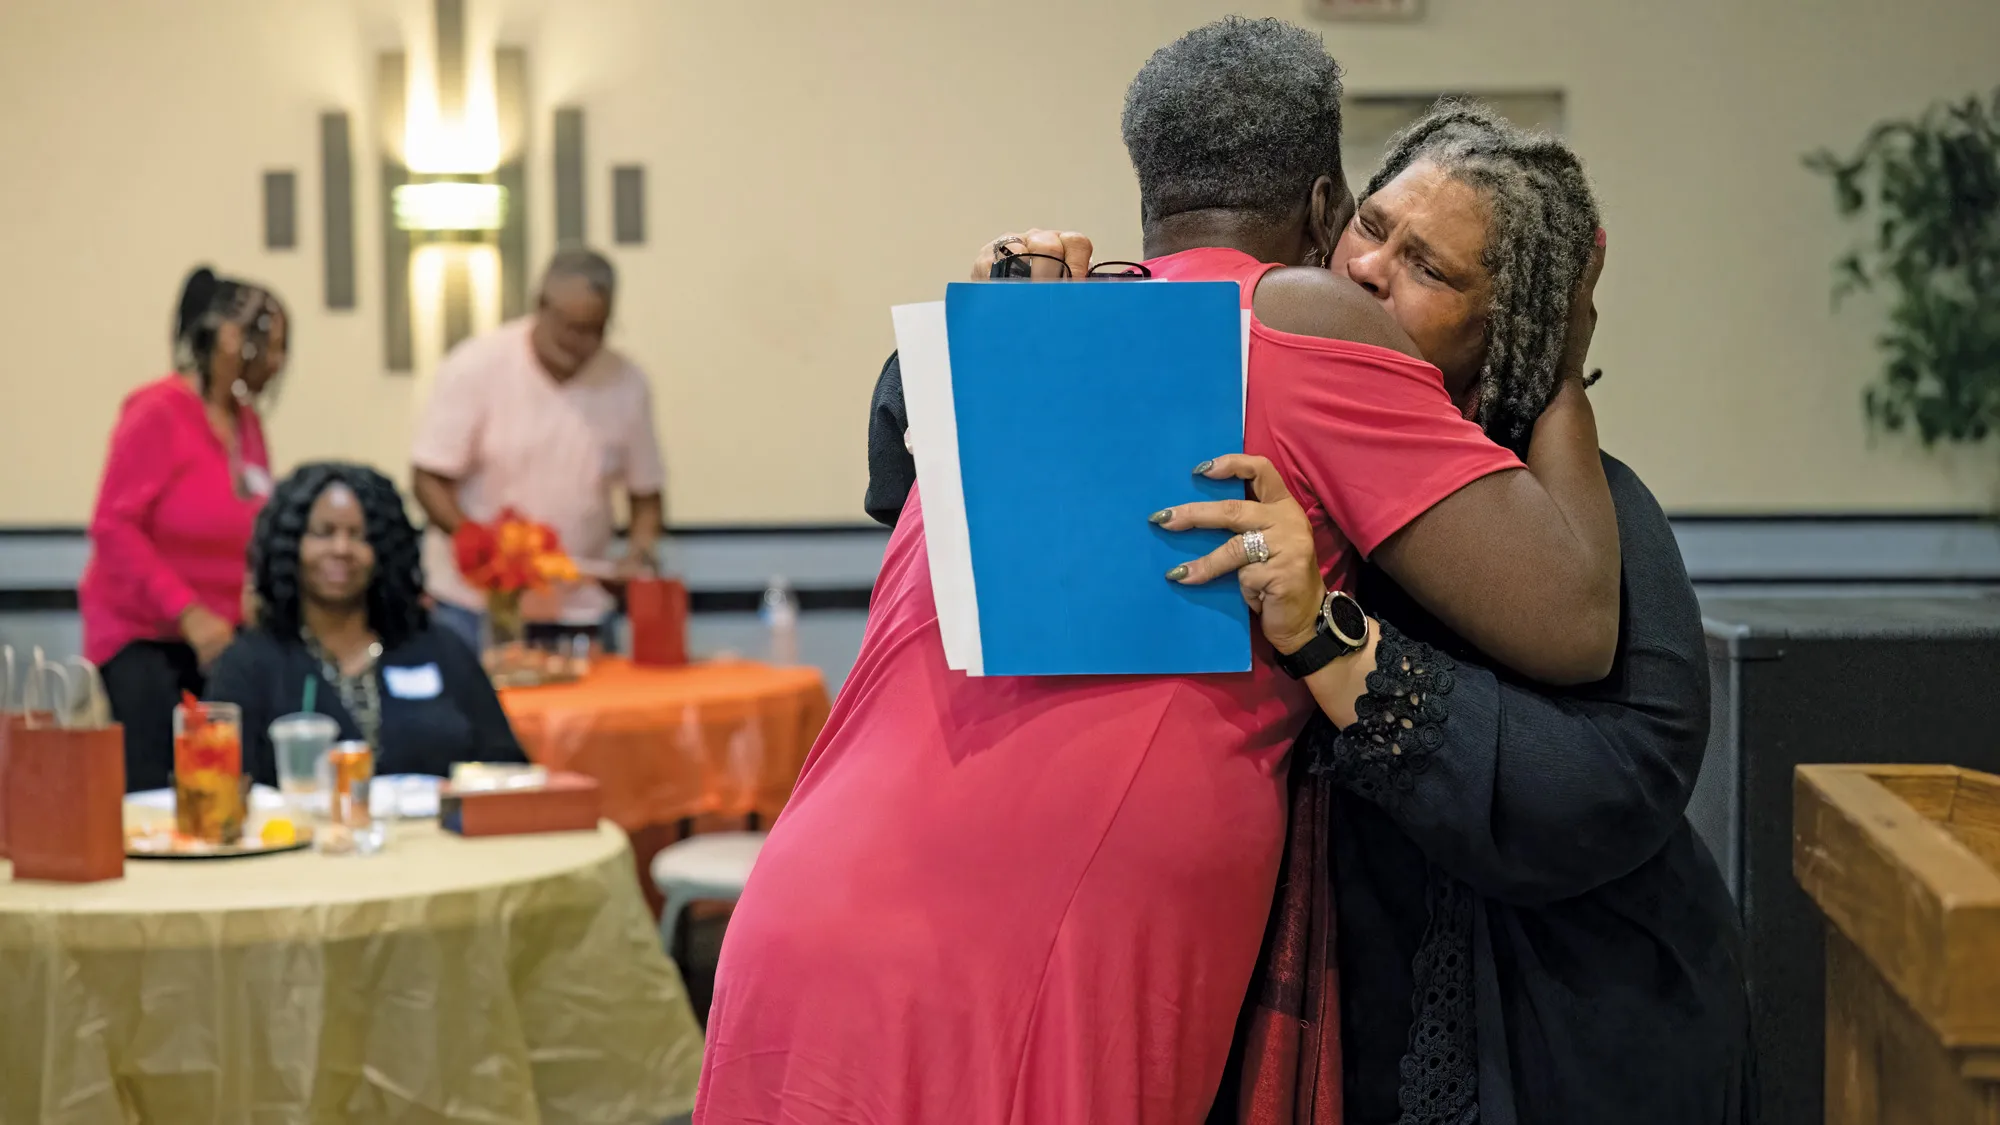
[1241,310,1253,417]
[384,663,444,700]
[374,774,443,818]
[892,301,984,676]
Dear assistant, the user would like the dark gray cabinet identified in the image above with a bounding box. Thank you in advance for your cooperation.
[1692,595,2000,1125]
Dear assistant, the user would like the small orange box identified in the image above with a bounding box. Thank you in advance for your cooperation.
[439,771,601,837]
[6,721,126,883]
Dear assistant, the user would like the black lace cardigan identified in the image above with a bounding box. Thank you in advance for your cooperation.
[864,352,1752,1124]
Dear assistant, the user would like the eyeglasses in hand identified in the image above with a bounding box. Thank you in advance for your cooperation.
[988,248,1151,281]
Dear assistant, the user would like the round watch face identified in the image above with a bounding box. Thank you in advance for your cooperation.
[1323,591,1368,647]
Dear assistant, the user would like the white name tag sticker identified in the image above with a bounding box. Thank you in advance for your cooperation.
[384,663,443,700]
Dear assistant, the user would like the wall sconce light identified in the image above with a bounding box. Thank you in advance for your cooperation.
[377,0,529,371]
[393,181,508,232]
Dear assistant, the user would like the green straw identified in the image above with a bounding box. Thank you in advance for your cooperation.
[302,675,317,716]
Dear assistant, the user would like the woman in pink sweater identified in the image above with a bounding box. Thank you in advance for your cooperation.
[80,267,290,790]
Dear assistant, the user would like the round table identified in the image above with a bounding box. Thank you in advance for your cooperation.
[501,659,830,831]
[501,659,829,917]
[0,819,703,1125]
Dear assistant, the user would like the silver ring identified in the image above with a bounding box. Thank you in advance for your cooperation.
[1241,530,1271,565]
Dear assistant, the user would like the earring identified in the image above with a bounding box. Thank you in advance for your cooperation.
[1308,247,1329,268]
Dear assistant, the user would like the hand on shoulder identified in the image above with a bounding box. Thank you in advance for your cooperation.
[1251,267,1422,359]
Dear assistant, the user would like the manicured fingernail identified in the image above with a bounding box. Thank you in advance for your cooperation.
[1192,460,1214,475]
[1594,227,1607,248]
[1165,565,1189,581]
[1149,509,1173,525]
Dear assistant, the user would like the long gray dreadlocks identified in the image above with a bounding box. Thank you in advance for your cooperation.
[1366,100,1600,447]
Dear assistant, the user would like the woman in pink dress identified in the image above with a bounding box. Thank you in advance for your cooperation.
[81,268,289,790]
[698,19,1616,1125]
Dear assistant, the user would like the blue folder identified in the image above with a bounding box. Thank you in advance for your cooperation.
[938,280,1249,676]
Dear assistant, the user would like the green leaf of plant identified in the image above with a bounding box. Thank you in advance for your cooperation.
[1811,84,2000,448]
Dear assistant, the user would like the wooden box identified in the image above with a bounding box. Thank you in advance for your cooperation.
[1794,765,2000,1124]
[439,770,600,837]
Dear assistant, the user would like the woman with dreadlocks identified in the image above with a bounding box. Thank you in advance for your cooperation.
[868,98,1750,1125]
[203,463,524,787]
[1207,101,1749,1125]
[82,267,290,790]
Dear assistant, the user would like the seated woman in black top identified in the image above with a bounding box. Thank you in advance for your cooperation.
[206,462,525,785]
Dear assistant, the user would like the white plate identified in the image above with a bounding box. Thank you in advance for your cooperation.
[129,776,442,819]
[128,785,288,812]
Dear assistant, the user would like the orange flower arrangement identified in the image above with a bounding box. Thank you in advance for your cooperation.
[453,509,580,593]
[453,510,580,656]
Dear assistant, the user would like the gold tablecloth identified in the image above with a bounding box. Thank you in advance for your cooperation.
[0,819,703,1125]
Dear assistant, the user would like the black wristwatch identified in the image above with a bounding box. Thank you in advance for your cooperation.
[1273,590,1370,680]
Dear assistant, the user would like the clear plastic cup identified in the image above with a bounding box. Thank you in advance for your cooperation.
[269,713,340,819]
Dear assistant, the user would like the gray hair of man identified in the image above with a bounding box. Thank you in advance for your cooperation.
[1120,17,1344,223]
[540,246,617,303]
[1367,100,1601,448]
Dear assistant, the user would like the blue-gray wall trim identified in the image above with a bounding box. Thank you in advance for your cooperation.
[9,517,2000,691]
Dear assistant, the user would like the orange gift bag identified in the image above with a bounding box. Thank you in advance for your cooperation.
[629,576,690,667]
[0,713,18,859]
[5,653,125,883]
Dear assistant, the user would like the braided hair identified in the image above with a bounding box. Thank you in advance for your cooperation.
[250,462,427,649]
[173,270,290,395]
[174,266,220,346]
[1365,100,1599,447]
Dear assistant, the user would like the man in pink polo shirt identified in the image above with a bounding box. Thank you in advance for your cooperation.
[411,249,666,650]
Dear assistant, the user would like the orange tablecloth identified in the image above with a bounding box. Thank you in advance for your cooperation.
[500,659,830,834]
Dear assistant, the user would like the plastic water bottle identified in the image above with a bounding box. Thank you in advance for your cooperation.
[760,577,800,666]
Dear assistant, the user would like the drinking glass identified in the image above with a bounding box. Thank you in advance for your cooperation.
[317,740,384,855]
[173,700,245,844]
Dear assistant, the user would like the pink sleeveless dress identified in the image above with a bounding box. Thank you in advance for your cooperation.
[696,249,1521,1125]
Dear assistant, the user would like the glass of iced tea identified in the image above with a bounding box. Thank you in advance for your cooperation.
[173,700,246,844]
[320,740,374,828]
[316,740,384,855]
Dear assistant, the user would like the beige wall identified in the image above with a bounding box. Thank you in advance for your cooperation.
[2,0,1998,527]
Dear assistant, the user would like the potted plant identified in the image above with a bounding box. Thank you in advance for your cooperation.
[1805,88,2000,445]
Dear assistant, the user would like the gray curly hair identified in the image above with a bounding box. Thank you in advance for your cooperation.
[1366,100,1599,447]
[1121,17,1344,223]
